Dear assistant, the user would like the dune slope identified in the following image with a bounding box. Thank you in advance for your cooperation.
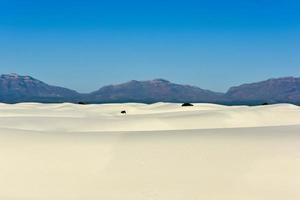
[0,103,300,200]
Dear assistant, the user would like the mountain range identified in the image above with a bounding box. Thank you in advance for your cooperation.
[1,73,300,105]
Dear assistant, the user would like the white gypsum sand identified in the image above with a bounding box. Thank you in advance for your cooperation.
[0,103,300,200]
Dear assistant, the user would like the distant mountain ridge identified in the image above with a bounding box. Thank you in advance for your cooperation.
[1,73,300,105]
[0,74,80,103]
[226,77,300,104]
[88,79,223,103]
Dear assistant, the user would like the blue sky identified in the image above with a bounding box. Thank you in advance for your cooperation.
[0,0,300,92]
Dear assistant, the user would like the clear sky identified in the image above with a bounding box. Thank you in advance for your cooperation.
[1,0,300,93]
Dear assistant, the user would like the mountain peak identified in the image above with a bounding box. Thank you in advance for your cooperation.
[1,73,34,80]
[8,73,19,77]
[151,78,170,83]
[118,79,171,87]
[0,73,80,103]
[226,76,300,103]
[127,79,170,84]
[1,73,20,79]
[266,76,299,83]
[90,78,220,103]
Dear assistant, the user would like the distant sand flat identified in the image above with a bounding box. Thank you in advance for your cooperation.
[0,103,300,200]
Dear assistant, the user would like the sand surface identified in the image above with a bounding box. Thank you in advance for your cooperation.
[0,103,300,200]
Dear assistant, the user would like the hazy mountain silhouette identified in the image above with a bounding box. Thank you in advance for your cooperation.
[226,77,300,104]
[1,73,300,105]
[0,74,80,103]
[89,79,223,103]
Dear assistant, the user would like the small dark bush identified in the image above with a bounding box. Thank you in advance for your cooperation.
[181,103,194,107]
[121,110,127,114]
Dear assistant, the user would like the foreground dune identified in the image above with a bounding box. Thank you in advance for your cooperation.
[0,103,300,200]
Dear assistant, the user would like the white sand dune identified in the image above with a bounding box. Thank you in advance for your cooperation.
[0,102,300,132]
[0,103,300,200]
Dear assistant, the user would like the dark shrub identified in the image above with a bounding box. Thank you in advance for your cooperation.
[181,103,194,107]
[121,110,127,114]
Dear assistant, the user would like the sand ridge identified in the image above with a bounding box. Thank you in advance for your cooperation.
[0,103,300,200]
[0,103,299,132]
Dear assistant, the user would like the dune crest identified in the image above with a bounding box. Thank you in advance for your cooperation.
[0,103,299,132]
[1,103,300,200]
